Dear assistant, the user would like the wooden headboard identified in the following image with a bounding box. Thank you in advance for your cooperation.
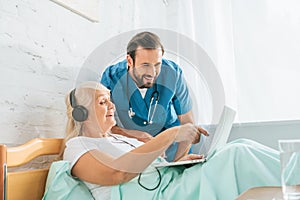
[0,138,64,200]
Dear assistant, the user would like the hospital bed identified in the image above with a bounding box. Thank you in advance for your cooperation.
[0,137,288,200]
[0,138,63,200]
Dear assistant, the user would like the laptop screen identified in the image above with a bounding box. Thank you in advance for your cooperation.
[199,106,236,157]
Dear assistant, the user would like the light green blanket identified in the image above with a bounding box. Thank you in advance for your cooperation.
[42,160,94,200]
[43,139,282,200]
[111,139,281,200]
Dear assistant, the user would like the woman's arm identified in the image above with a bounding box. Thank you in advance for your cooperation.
[72,124,205,185]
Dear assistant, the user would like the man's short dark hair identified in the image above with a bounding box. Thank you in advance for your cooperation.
[127,32,164,63]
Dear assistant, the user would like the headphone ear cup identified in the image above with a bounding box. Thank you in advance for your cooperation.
[72,105,88,122]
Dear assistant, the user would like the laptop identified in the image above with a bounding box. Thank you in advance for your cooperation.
[154,106,236,168]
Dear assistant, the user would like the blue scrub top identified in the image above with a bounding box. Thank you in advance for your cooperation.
[101,58,192,161]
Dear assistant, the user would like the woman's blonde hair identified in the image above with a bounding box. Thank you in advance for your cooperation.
[57,82,110,159]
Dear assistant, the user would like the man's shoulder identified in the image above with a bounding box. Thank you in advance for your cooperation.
[104,59,127,75]
[161,58,183,78]
[162,58,182,72]
[101,60,127,86]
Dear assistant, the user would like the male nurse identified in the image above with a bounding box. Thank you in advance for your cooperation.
[101,31,207,161]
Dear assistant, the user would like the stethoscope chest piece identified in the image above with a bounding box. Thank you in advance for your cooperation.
[128,107,135,118]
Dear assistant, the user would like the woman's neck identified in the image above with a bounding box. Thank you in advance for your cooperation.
[82,126,109,138]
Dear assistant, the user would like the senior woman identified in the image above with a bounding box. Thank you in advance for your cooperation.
[45,82,281,200]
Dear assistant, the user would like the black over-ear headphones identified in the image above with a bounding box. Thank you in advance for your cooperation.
[69,89,88,122]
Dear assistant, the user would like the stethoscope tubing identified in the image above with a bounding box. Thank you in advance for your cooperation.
[127,73,159,124]
[147,91,159,124]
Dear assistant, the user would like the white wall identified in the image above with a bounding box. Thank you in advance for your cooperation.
[0,0,217,145]
[1,0,299,146]
[0,0,134,144]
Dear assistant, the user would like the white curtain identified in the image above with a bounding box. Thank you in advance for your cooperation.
[151,0,300,123]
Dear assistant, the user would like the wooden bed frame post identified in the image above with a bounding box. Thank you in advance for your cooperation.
[0,144,7,200]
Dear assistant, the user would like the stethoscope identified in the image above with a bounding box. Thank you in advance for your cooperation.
[127,73,160,125]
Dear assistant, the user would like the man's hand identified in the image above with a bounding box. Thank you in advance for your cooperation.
[177,154,204,162]
[128,129,153,143]
[111,126,153,143]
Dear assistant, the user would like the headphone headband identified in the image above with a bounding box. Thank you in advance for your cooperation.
[69,89,88,122]
[69,89,77,108]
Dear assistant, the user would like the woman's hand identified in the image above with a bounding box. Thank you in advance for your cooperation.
[174,123,209,144]
[177,154,205,161]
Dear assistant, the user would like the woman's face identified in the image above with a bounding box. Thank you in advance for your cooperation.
[90,90,116,134]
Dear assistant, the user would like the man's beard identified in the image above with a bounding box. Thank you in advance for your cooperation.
[132,67,155,88]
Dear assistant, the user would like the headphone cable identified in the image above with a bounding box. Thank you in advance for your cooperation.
[138,167,162,191]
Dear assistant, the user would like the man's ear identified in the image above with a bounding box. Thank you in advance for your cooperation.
[126,54,133,68]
